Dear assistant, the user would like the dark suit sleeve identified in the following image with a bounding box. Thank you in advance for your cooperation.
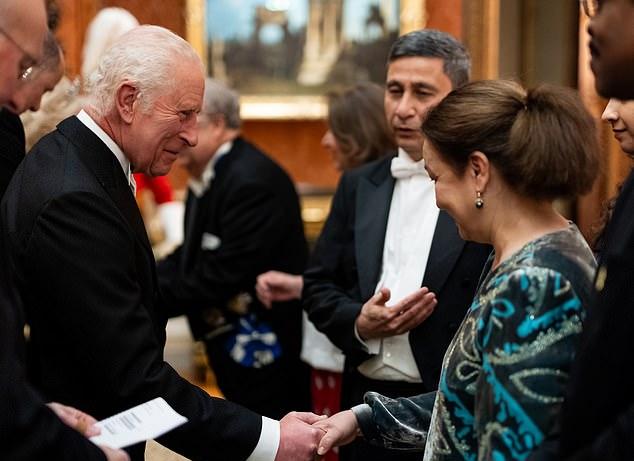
[26,192,262,461]
[0,246,106,460]
[158,181,290,313]
[353,391,435,451]
[302,174,367,357]
[0,352,107,460]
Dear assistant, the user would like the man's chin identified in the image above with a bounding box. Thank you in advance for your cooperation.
[398,142,423,160]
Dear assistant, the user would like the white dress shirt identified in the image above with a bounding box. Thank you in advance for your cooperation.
[188,140,233,197]
[76,110,136,195]
[357,148,439,383]
[75,113,280,460]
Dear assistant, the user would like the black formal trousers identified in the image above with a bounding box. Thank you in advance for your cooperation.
[157,137,310,420]
[2,117,263,461]
[303,156,491,461]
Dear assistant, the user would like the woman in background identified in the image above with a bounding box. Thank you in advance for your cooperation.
[314,80,599,461]
[256,82,396,461]
[593,99,634,253]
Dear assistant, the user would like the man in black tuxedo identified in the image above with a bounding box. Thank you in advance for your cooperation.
[530,2,634,460]
[2,25,323,461]
[157,78,310,420]
[0,0,127,459]
[303,30,490,461]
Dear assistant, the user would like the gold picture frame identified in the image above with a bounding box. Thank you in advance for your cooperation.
[186,0,426,120]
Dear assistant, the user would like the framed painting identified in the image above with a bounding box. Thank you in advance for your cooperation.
[186,0,425,119]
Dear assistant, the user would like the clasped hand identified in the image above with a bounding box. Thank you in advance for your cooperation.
[356,287,437,340]
[276,409,360,460]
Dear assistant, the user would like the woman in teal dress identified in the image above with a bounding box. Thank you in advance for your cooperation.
[314,80,600,461]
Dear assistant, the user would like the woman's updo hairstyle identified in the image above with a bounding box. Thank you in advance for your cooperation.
[421,80,600,200]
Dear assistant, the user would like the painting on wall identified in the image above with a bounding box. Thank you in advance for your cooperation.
[207,0,399,93]
[202,0,400,118]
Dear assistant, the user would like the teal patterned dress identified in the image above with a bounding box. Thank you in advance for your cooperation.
[353,225,596,461]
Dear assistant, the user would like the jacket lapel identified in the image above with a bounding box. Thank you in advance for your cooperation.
[57,117,153,259]
[422,211,465,293]
[355,159,395,300]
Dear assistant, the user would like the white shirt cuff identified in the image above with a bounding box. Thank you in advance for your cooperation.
[246,416,280,461]
[354,323,380,354]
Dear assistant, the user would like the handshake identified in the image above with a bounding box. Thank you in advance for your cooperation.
[275,409,360,461]
[52,400,361,461]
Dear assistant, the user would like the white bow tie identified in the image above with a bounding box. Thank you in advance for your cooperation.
[390,156,427,179]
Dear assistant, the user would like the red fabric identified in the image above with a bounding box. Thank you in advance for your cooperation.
[311,368,342,461]
[133,173,173,204]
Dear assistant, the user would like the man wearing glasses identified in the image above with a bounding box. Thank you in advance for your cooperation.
[0,0,44,102]
[531,1,634,460]
[0,0,128,459]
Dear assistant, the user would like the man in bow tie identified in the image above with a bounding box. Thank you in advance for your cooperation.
[303,29,490,461]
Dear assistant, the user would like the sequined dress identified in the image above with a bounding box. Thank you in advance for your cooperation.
[355,225,596,461]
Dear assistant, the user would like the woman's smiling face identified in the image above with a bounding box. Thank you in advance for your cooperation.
[602,98,634,155]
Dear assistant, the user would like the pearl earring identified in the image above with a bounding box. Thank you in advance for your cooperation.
[475,191,484,209]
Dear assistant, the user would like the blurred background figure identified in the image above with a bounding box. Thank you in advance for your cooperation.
[256,82,396,461]
[82,6,184,249]
[593,99,634,254]
[158,77,311,420]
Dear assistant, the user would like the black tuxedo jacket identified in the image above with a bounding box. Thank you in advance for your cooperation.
[158,137,307,358]
[0,109,25,199]
[551,169,634,460]
[2,117,262,461]
[303,155,490,387]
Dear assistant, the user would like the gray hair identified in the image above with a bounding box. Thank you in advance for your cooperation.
[388,29,471,89]
[202,78,241,129]
[86,25,203,115]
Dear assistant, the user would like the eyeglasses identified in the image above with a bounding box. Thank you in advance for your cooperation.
[580,0,600,17]
[0,24,37,81]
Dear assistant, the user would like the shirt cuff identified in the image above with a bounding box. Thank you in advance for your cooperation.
[354,323,380,354]
[246,416,280,461]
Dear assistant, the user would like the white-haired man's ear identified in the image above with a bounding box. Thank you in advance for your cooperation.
[115,83,139,123]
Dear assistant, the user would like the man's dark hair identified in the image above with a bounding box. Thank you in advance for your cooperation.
[388,29,470,88]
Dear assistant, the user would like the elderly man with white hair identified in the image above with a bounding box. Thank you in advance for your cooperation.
[2,24,324,461]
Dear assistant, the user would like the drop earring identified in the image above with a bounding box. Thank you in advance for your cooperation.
[475,191,484,209]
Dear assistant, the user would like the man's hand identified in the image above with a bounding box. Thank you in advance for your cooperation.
[98,445,131,461]
[356,287,437,340]
[47,403,130,460]
[313,410,359,457]
[255,271,303,308]
[47,402,100,437]
[275,411,326,461]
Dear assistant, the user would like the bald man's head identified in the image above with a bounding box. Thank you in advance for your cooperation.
[0,0,48,105]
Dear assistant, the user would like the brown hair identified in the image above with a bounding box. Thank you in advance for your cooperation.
[327,83,396,170]
[422,80,600,199]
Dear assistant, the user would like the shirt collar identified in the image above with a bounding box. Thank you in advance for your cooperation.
[76,109,135,192]
[189,140,233,197]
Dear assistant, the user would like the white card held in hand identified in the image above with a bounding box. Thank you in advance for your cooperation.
[90,397,187,449]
